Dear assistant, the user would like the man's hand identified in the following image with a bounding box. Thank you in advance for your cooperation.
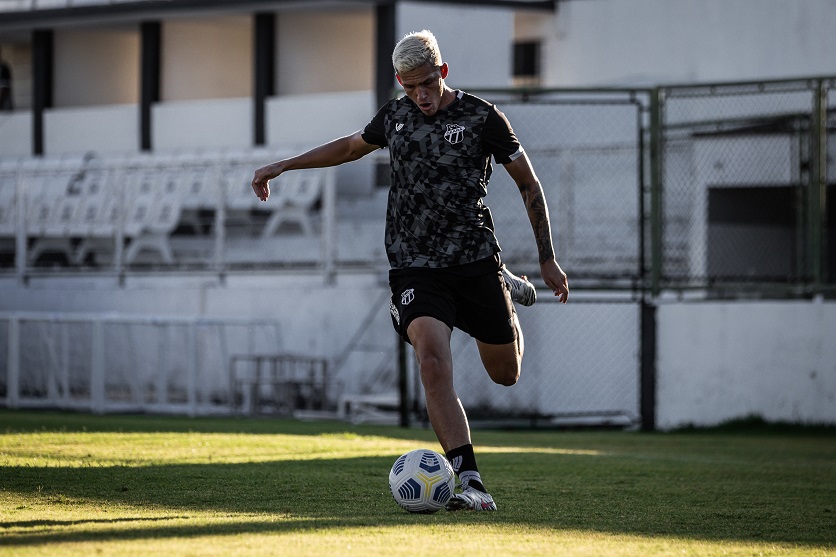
[541,259,569,304]
[252,162,283,202]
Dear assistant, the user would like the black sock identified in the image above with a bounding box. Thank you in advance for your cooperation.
[446,443,487,493]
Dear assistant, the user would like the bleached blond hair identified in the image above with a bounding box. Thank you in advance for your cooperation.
[392,30,443,75]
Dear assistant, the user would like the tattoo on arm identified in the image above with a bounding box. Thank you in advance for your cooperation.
[518,181,555,264]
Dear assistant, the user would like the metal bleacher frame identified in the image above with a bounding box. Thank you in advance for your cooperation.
[228,353,329,417]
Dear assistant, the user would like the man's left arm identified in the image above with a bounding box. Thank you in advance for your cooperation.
[504,154,569,303]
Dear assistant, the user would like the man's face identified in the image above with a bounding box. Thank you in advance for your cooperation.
[397,63,448,116]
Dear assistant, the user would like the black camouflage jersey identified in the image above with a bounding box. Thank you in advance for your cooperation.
[361,90,524,269]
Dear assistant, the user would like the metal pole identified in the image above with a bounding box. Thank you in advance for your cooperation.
[637,96,648,291]
[14,172,26,285]
[640,88,663,432]
[6,316,20,409]
[649,87,664,297]
[809,80,827,292]
[90,319,105,413]
[639,300,657,431]
[213,164,226,278]
[187,321,197,417]
[113,166,126,281]
[322,167,337,284]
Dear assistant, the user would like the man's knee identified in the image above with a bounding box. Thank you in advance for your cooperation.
[488,361,520,387]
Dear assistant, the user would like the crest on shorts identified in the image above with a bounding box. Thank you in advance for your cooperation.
[401,288,415,306]
[444,123,465,144]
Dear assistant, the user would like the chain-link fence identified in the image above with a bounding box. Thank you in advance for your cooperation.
[657,78,834,292]
[444,296,640,427]
[450,90,648,426]
[2,79,832,292]
[478,90,648,289]
[3,77,833,426]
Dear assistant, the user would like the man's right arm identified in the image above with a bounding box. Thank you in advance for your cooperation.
[252,131,378,202]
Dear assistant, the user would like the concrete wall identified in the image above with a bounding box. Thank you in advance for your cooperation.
[276,9,374,95]
[0,111,31,156]
[2,273,834,428]
[266,90,375,149]
[657,299,836,428]
[6,1,836,159]
[397,2,514,89]
[53,27,139,107]
[543,0,836,86]
[161,15,252,101]
[45,104,138,155]
[152,97,250,152]
[0,273,395,390]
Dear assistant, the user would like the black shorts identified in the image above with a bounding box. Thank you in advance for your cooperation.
[388,254,517,345]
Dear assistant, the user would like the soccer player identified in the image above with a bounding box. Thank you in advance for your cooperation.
[252,30,569,511]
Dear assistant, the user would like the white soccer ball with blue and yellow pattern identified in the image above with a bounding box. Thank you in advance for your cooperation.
[389,448,455,513]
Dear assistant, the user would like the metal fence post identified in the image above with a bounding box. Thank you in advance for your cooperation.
[213,164,226,278]
[640,88,664,431]
[640,299,657,431]
[113,166,126,281]
[187,321,197,417]
[322,167,337,284]
[6,316,20,409]
[810,79,828,293]
[15,173,26,285]
[156,322,167,405]
[91,319,105,413]
[649,87,664,297]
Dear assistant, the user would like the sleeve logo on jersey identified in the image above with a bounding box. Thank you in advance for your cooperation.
[444,123,466,144]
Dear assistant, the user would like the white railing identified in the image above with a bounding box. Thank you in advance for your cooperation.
[1,311,282,415]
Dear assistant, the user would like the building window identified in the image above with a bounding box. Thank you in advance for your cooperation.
[513,40,541,86]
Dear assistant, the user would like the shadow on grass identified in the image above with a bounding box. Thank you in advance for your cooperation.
[2,451,834,549]
[1,517,190,529]
[0,409,431,438]
[0,516,370,547]
[2,410,835,549]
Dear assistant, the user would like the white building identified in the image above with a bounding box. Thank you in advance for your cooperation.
[2,0,835,158]
[1,0,834,429]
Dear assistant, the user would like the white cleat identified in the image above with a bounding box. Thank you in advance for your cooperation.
[445,487,497,511]
[501,265,537,306]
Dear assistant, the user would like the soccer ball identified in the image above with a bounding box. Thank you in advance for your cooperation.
[389,448,456,513]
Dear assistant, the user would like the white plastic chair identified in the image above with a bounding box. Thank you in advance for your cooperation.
[260,170,322,237]
[0,174,17,239]
[123,175,181,265]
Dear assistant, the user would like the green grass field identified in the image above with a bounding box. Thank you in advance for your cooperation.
[1,410,834,556]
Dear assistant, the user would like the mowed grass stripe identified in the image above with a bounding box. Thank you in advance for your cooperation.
[1,410,834,556]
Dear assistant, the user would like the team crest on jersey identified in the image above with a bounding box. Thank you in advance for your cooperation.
[444,123,465,144]
[401,288,415,306]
